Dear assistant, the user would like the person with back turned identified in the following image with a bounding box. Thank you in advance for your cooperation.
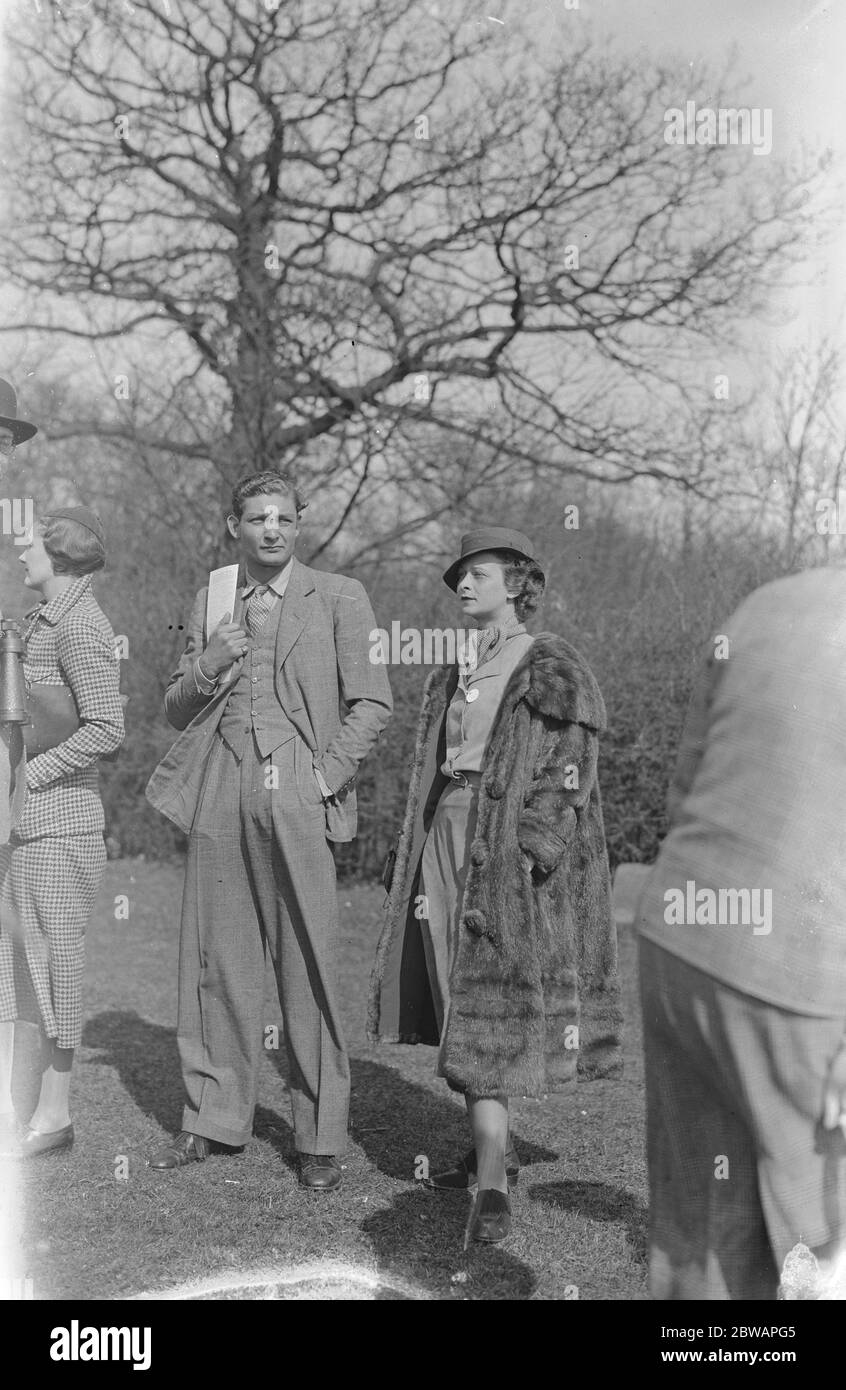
[638,564,846,1299]
[146,470,392,1190]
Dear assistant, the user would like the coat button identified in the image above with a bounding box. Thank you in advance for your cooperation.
[466,688,479,702]
[470,838,488,866]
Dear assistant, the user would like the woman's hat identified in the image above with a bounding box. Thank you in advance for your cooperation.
[0,379,37,446]
[44,506,106,546]
[442,526,539,591]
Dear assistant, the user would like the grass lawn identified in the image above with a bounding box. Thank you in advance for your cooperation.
[6,858,649,1301]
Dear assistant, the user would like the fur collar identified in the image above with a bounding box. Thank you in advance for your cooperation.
[421,631,606,732]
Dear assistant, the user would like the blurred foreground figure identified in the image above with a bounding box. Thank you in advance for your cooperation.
[637,566,846,1299]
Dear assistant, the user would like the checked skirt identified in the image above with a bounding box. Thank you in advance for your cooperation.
[0,835,106,1049]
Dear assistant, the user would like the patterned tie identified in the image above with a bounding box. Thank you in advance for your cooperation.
[245,584,275,637]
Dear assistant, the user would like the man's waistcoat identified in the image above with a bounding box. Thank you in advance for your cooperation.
[218,596,298,758]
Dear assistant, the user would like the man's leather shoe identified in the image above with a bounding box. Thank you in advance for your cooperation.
[423,1144,519,1192]
[467,1188,512,1244]
[16,1123,74,1159]
[298,1153,342,1191]
[148,1130,213,1170]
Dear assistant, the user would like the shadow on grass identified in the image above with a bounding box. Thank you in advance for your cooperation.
[345,1056,558,1182]
[82,1009,295,1156]
[81,1011,541,1297]
[83,1009,553,1178]
[360,1187,538,1300]
[528,1179,649,1264]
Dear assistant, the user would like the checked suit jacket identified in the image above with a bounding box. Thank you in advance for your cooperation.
[145,558,392,841]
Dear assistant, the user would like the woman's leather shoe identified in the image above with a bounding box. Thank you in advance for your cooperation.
[17,1123,74,1158]
[467,1188,512,1244]
[423,1144,519,1191]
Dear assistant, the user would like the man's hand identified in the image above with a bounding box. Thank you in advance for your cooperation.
[200,613,249,678]
[822,1038,846,1136]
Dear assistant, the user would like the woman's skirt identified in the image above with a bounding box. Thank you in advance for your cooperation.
[419,774,481,1059]
[0,834,107,1050]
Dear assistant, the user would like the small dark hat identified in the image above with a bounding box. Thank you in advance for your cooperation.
[442,526,539,591]
[44,506,106,546]
[0,379,37,446]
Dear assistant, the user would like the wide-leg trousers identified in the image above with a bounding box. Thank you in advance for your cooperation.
[177,731,350,1154]
[639,935,846,1300]
[418,775,482,1090]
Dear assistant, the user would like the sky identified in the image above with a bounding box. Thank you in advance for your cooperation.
[0,0,841,393]
[528,0,845,343]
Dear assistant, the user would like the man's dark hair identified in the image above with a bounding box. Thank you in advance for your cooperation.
[230,471,308,520]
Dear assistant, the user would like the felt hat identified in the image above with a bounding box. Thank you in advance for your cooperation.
[0,379,37,446]
[44,505,106,546]
[442,526,539,591]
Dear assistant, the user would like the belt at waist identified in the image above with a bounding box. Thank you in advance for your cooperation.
[444,769,483,788]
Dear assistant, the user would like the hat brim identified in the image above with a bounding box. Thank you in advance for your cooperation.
[443,546,537,591]
[0,416,37,446]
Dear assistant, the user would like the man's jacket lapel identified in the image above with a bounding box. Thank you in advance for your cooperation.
[274,559,313,670]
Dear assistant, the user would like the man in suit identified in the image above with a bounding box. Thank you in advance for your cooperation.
[637,564,846,1298]
[146,471,392,1189]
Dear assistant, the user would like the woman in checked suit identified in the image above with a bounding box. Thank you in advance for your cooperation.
[0,507,124,1159]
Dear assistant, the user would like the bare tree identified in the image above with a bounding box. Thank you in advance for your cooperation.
[0,0,824,557]
[749,339,846,564]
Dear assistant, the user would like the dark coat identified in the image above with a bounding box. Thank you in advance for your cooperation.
[367,632,623,1097]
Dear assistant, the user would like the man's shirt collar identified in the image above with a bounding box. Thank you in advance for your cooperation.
[240,557,294,600]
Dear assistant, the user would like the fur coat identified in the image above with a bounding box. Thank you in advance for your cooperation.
[367,632,623,1097]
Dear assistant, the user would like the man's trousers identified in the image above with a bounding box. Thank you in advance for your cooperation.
[639,935,846,1300]
[177,731,350,1154]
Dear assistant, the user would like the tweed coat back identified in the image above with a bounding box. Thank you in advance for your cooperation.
[367,632,623,1098]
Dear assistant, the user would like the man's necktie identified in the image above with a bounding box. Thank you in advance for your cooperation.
[245,584,275,637]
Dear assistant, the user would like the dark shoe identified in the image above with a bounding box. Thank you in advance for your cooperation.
[467,1188,512,1244]
[299,1153,342,1191]
[148,1130,213,1170]
[423,1144,519,1192]
[16,1123,74,1159]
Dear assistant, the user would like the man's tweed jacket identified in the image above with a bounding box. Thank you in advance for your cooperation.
[145,558,392,841]
[368,632,622,1097]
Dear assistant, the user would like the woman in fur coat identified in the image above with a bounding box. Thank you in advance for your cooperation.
[368,527,622,1244]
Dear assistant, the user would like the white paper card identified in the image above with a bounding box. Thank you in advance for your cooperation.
[205,564,240,687]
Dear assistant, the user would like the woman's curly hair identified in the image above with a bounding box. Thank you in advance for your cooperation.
[493,551,546,622]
